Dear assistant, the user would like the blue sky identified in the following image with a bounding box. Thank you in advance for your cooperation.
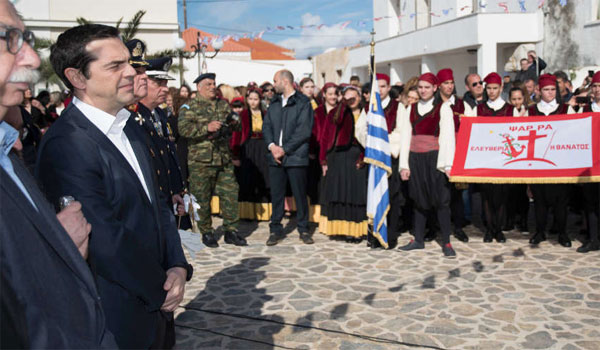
[177,0,373,58]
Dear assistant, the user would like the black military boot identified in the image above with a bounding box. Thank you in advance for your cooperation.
[224,230,247,246]
[202,232,219,248]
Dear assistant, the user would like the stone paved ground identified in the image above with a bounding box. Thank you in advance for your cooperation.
[174,216,600,350]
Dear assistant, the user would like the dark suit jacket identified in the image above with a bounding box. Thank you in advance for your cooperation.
[35,103,190,349]
[1,153,116,349]
[263,92,313,167]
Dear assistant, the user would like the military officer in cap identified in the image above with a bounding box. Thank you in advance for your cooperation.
[178,72,245,248]
[125,39,189,228]
[135,57,187,223]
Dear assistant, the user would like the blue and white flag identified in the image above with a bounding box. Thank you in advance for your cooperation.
[364,72,392,248]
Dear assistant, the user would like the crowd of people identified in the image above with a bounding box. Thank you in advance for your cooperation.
[145,52,599,258]
[1,0,599,346]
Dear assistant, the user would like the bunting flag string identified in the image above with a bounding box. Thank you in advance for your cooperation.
[199,0,567,43]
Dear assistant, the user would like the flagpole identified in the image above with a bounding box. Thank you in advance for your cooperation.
[369,28,376,86]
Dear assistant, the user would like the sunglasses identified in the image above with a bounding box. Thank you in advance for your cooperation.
[264,88,274,93]
[471,81,483,87]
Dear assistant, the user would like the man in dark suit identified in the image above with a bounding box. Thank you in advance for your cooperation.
[36,24,192,349]
[262,69,314,246]
[0,1,117,347]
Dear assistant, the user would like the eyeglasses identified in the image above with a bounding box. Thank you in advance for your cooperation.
[264,88,274,93]
[0,26,35,54]
[471,81,483,87]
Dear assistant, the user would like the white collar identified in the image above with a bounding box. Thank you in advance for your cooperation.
[539,99,558,110]
[486,97,505,110]
[592,101,600,112]
[418,97,434,109]
[447,95,456,105]
[73,97,131,136]
[381,95,390,109]
[417,97,434,114]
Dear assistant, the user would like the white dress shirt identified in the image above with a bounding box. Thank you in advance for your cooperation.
[73,97,151,201]
[593,101,600,112]
[538,99,559,115]
[268,91,296,150]
[381,95,390,109]
[486,97,506,111]
[417,97,435,115]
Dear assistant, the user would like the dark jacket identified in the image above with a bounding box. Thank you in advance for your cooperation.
[35,103,190,349]
[463,91,484,109]
[135,103,185,204]
[263,92,314,167]
[514,57,547,83]
[1,152,116,349]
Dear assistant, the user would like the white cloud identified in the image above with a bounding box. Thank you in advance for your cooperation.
[277,12,370,59]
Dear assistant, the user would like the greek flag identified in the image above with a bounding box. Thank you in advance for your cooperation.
[364,73,392,248]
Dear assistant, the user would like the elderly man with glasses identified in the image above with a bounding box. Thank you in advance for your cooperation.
[0,0,118,347]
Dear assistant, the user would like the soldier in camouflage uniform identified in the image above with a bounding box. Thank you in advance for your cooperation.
[178,73,245,248]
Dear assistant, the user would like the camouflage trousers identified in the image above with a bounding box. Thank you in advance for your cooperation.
[188,163,239,233]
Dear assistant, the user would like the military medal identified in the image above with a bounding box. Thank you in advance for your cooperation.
[135,113,144,126]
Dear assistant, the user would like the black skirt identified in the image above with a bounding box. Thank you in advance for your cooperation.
[307,156,322,205]
[408,151,451,210]
[322,145,367,222]
[239,138,270,203]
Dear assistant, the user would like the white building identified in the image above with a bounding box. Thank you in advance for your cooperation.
[15,0,312,90]
[342,0,600,95]
[179,28,312,87]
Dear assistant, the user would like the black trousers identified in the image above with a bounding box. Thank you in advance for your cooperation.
[150,311,175,349]
[583,183,599,243]
[481,184,508,234]
[414,206,452,245]
[269,166,309,235]
[530,184,570,236]
[450,185,465,232]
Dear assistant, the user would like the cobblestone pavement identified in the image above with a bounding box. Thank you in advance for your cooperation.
[174,217,600,350]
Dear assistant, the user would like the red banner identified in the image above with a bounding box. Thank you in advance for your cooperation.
[450,113,600,183]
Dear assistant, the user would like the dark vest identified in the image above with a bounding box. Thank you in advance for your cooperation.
[450,96,465,131]
[410,102,443,137]
[477,102,514,117]
[527,103,569,116]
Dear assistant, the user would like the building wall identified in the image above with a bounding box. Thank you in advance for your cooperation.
[543,0,600,73]
[16,0,180,52]
[313,48,349,86]
[180,57,312,88]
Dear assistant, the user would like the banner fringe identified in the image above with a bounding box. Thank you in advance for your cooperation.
[364,158,392,176]
[449,175,600,184]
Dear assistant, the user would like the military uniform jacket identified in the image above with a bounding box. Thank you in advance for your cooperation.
[178,96,237,166]
[135,103,185,202]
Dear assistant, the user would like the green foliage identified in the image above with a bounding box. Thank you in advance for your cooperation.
[76,17,91,25]
[121,10,146,42]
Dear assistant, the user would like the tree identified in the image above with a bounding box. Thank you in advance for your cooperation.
[35,10,147,88]
[75,10,146,42]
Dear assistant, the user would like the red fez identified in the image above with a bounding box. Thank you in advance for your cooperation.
[592,71,600,84]
[436,68,454,83]
[483,72,502,85]
[419,72,438,86]
[376,73,390,84]
[230,97,245,104]
[538,74,557,89]
[322,82,337,92]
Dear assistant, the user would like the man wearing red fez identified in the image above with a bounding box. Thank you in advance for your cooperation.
[436,68,470,244]
[476,72,515,244]
[527,73,576,249]
[396,72,457,257]
[576,71,600,253]
[355,72,403,247]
